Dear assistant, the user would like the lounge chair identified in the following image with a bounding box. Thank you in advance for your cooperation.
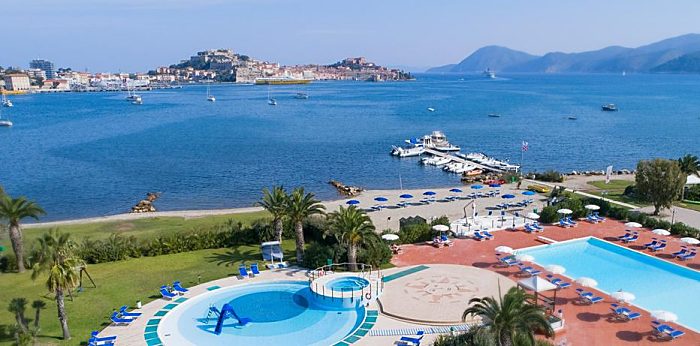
[644,239,659,248]
[524,224,535,233]
[579,293,603,304]
[652,321,685,340]
[482,230,494,239]
[517,264,541,276]
[546,275,571,289]
[575,288,593,297]
[251,263,260,275]
[160,285,177,300]
[558,219,569,228]
[617,232,632,241]
[239,265,250,278]
[586,214,599,223]
[650,242,667,252]
[623,234,639,243]
[593,212,606,222]
[671,247,688,257]
[277,261,288,269]
[498,255,518,266]
[173,281,189,294]
[110,311,136,325]
[119,305,141,317]
[473,232,488,241]
[679,251,696,261]
[565,216,577,226]
[532,222,544,231]
[91,331,117,342]
[610,304,641,321]
[89,338,115,346]
[398,330,424,345]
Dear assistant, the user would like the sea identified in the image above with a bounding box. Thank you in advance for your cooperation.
[1,73,699,221]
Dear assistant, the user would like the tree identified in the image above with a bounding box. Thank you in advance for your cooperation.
[462,287,553,346]
[326,206,376,271]
[284,188,325,264]
[635,159,685,215]
[0,195,45,272]
[30,229,81,340]
[31,300,46,330]
[259,186,288,242]
[8,298,28,333]
[677,154,700,199]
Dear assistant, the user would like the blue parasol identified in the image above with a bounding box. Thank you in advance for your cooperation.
[522,191,536,196]
[501,194,516,199]
[471,185,484,189]
[400,194,413,199]
[374,197,389,202]
[449,188,463,193]
[346,200,360,205]
[423,191,436,196]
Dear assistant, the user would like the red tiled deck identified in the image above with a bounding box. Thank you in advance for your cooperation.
[391,219,699,345]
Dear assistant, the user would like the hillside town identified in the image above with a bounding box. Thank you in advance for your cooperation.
[0,50,412,93]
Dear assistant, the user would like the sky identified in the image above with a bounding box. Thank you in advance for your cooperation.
[3,0,700,72]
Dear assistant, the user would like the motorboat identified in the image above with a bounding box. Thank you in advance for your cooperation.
[207,85,216,102]
[427,107,435,112]
[2,94,12,107]
[268,98,277,106]
[294,92,309,99]
[488,113,501,118]
[567,115,577,120]
[0,109,12,127]
[483,68,496,79]
[601,104,618,111]
[391,145,424,157]
[405,131,460,152]
[131,96,143,105]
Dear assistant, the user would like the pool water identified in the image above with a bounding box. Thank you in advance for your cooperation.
[519,237,700,331]
[326,277,370,291]
[158,281,365,345]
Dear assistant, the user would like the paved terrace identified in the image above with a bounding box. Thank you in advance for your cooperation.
[392,219,700,345]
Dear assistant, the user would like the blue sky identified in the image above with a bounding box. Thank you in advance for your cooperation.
[3,0,700,72]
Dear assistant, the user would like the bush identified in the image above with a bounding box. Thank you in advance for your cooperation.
[357,234,392,267]
[539,206,559,223]
[623,184,637,198]
[303,242,345,269]
[398,222,432,244]
[534,170,564,183]
[686,185,700,201]
[0,252,17,273]
[430,215,450,227]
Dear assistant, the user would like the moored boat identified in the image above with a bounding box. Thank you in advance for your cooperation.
[601,104,618,111]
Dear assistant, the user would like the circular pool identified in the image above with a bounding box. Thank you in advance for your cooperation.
[327,277,370,291]
[158,281,365,346]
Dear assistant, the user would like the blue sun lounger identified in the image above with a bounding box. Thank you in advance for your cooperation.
[110,311,136,325]
[593,212,606,222]
[672,247,688,257]
[644,239,659,248]
[498,255,518,266]
[546,275,571,289]
[482,230,494,239]
[173,281,189,294]
[652,321,685,340]
[518,265,541,276]
[91,331,117,342]
[623,234,639,243]
[650,242,667,252]
[251,263,260,275]
[679,251,696,261]
[89,338,115,346]
[239,265,250,278]
[617,232,632,241]
[580,293,603,304]
[119,305,141,317]
[610,304,641,321]
[398,330,424,345]
[160,286,177,300]
[473,232,488,241]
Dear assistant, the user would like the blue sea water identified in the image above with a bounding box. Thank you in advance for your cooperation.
[1,74,699,221]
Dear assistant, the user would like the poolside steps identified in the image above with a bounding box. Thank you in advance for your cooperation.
[369,323,474,336]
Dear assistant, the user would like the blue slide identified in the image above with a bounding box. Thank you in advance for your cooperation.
[214,303,251,335]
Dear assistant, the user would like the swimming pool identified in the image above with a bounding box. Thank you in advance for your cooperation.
[326,277,370,291]
[158,281,365,345]
[518,237,700,331]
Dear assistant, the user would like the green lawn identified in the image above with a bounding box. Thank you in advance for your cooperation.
[0,241,297,346]
[585,180,644,207]
[2,211,270,251]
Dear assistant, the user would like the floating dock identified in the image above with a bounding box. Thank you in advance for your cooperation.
[422,148,504,173]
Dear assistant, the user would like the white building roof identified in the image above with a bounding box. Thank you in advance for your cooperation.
[687,174,700,185]
[518,276,558,292]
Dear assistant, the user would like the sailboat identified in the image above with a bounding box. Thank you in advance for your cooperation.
[125,80,140,101]
[207,85,216,102]
[0,108,12,127]
[1,93,12,107]
[267,85,277,105]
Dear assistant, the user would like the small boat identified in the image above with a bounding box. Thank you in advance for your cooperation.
[131,96,143,105]
[601,104,618,112]
[427,107,435,112]
[567,115,577,120]
[2,94,13,107]
[483,68,496,79]
[206,85,215,102]
[465,168,484,176]
[391,145,424,157]
[0,109,12,127]
[294,92,309,99]
[268,98,277,106]
[488,113,501,118]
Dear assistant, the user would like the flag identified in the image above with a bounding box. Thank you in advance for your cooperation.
[521,141,529,152]
[605,165,613,184]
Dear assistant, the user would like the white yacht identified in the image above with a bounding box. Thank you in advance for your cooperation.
[407,131,460,152]
[131,96,143,105]
[207,86,216,102]
[427,107,435,112]
[2,94,12,107]
[391,145,424,157]
[483,68,496,79]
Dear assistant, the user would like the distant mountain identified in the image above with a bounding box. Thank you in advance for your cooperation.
[428,46,538,73]
[651,51,700,73]
[429,34,700,74]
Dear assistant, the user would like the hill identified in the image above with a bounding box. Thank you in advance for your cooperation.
[651,51,700,73]
[428,46,538,73]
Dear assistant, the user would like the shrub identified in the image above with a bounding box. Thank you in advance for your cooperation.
[430,215,450,227]
[303,242,345,269]
[686,185,700,201]
[357,234,392,267]
[534,170,564,183]
[555,198,586,219]
[623,185,637,198]
[398,222,432,244]
[538,206,559,223]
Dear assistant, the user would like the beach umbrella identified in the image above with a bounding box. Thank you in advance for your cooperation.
[526,212,540,220]
[399,194,413,199]
[522,190,536,196]
[495,246,514,254]
[432,224,449,232]
[381,234,399,241]
[575,277,598,287]
[502,194,516,199]
[449,188,463,193]
[652,229,670,236]
[611,291,636,303]
[680,237,700,245]
[515,254,534,262]
[651,310,678,322]
[374,197,388,202]
[489,183,501,188]
[346,200,360,205]
[585,204,600,211]
[557,209,573,215]
[423,191,437,196]
[471,184,483,189]
[545,264,566,275]
[624,222,642,228]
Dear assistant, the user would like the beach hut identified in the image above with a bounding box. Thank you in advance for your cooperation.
[518,276,559,309]
[261,241,284,264]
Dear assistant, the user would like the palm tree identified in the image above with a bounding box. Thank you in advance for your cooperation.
[326,206,376,271]
[31,300,46,330]
[259,186,288,242]
[678,154,700,176]
[463,286,553,346]
[0,194,45,272]
[284,187,325,264]
[30,229,81,340]
[8,298,28,332]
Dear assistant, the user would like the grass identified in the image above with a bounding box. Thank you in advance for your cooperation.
[0,241,297,346]
[676,200,700,212]
[1,211,270,251]
[585,180,645,207]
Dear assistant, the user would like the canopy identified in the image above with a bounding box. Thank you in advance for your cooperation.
[374,197,388,202]
[495,246,514,254]
[611,291,636,303]
[432,224,449,232]
[680,237,700,245]
[585,204,600,211]
[522,191,536,196]
[624,222,642,228]
[471,185,484,189]
[423,191,436,196]
[518,276,558,293]
[400,194,413,199]
[575,277,598,287]
[557,209,572,214]
[526,212,540,220]
[545,264,566,274]
[381,234,399,241]
[449,188,463,193]
[515,254,534,262]
[502,194,516,199]
[651,310,678,322]
[261,241,283,262]
[346,200,360,205]
[652,229,670,236]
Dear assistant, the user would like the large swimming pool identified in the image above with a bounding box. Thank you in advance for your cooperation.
[518,237,700,331]
[158,281,365,345]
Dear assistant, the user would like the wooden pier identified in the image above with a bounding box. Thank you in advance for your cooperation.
[422,148,504,173]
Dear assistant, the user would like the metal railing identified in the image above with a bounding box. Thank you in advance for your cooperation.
[308,262,384,303]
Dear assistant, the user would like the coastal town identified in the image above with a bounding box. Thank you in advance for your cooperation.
[0,50,412,94]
